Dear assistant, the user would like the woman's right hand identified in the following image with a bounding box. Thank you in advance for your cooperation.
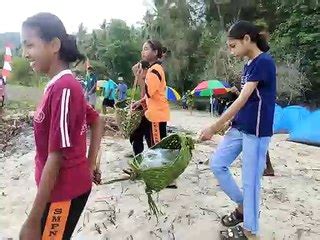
[20,218,41,240]
[92,169,102,185]
[132,63,141,77]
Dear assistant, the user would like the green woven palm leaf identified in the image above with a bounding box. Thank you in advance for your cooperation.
[104,133,194,218]
[129,133,194,216]
[115,100,143,139]
[130,134,194,191]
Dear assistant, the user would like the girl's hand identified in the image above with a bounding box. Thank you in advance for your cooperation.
[20,218,41,240]
[230,86,240,95]
[132,63,141,77]
[92,169,102,185]
[199,123,220,141]
[89,163,102,185]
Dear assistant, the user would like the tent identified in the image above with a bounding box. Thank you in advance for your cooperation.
[273,104,283,133]
[273,105,310,134]
[289,110,320,146]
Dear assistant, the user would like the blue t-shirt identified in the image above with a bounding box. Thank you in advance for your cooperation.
[117,83,128,101]
[86,73,97,93]
[232,53,276,137]
[103,79,117,100]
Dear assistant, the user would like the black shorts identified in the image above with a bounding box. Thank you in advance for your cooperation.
[41,191,90,240]
[102,98,115,108]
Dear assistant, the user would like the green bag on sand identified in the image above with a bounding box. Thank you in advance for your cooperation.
[105,133,195,218]
[115,100,143,139]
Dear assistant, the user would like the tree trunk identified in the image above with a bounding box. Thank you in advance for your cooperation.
[214,1,224,30]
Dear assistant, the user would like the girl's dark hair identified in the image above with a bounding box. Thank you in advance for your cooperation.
[22,12,85,64]
[146,40,163,59]
[140,60,150,70]
[228,20,270,52]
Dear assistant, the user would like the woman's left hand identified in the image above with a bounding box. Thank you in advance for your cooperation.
[199,123,220,141]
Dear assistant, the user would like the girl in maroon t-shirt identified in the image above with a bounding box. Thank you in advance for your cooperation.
[20,13,103,240]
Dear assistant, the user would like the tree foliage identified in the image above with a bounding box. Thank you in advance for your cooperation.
[3,0,319,106]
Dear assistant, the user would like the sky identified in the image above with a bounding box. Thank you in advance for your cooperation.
[0,0,152,34]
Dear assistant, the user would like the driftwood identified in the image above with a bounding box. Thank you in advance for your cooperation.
[0,112,33,152]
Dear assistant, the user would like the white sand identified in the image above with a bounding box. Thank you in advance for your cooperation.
[1,109,320,239]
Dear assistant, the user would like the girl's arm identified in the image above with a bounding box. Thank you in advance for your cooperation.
[87,115,104,171]
[200,82,258,140]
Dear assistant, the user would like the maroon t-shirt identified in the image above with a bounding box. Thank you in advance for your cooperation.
[33,70,99,202]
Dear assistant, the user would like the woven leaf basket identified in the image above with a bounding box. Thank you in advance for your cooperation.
[114,100,143,139]
[105,133,194,217]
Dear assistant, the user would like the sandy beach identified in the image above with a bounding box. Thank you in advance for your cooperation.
[1,109,320,239]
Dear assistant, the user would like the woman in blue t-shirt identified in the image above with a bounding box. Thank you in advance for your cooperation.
[199,21,276,239]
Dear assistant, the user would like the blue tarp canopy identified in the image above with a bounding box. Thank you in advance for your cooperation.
[273,105,310,134]
[289,110,320,146]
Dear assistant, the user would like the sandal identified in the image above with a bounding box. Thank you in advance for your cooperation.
[263,169,275,176]
[221,209,243,227]
[166,184,178,189]
[123,168,133,175]
[220,226,248,240]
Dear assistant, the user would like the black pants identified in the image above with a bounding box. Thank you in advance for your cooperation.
[102,98,115,108]
[41,191,90,240]
[130,116,167,155]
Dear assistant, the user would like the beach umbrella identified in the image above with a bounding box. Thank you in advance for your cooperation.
[192,80,230,96]
[191,80,231,116]
[166,86,181,102]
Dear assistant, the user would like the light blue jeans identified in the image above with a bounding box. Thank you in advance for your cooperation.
[211,128,270,234]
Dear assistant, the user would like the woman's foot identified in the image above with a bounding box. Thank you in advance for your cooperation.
[221,207,244,227]
[220,226,259,240]
[220,226,247,239]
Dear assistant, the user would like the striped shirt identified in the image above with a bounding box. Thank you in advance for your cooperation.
[34,70,99,202]
[232,53,276,137]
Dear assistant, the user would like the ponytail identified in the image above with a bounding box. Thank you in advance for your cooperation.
[60,34,85,63]
[256,33,270,52]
